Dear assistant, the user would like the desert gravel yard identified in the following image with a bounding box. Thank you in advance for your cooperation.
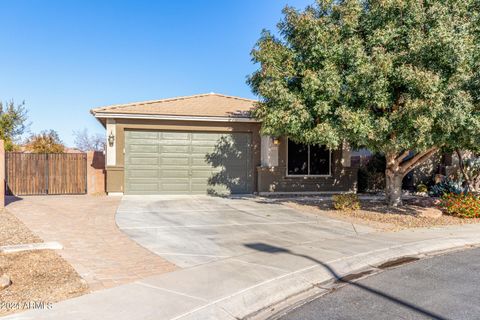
[285,198,480,231]
[0,209,87,316]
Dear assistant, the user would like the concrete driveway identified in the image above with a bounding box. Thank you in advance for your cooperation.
[12,196,480,320]
[116,195,373,268]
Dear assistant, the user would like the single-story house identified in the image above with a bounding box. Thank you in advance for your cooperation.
[91,93,357,195]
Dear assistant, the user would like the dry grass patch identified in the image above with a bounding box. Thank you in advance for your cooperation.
[0,209,88,316]
[285,199,480,231]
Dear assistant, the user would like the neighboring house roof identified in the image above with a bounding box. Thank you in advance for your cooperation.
[90,93,258,125]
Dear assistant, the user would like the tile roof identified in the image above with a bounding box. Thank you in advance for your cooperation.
[91,93,257,118]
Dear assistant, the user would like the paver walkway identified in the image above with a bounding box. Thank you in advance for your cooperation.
[6,195,176,291]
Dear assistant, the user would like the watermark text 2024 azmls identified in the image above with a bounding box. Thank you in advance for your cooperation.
[0,301,53,310]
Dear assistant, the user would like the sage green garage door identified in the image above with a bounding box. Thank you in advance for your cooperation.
[125,130,253,195]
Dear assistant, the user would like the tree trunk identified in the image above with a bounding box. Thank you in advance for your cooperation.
[455,149,470,191]
[385,168,404,207]
[383,148,438,207]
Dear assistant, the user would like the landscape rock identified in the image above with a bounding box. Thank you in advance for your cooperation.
[409,197,441,208]
[0,274,11,290]
[418,208,443,219]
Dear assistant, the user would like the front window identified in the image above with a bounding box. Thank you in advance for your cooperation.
[287,140,331,176]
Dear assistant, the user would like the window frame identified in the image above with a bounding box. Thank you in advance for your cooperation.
[285,138,332,177]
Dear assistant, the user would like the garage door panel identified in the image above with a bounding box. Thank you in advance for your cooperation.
[159,141,190,147]
[160,181,190,192]
[128,157,159,165]
[191,146,216,154]
[129,131,158,139]
[161,132,190,140]
[129,145,158,153]
[127,138,159,145]
[191,133,221,140]
[160,169,190,178]
[127,169,159,178]
[160,157,189,165]
[161,145,190,153]
[191,170,221,179]
[190,158,210,166]
[125,130,252,194]
[128,182,159,191]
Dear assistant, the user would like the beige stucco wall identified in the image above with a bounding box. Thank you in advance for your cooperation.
[86,151,106,195]
[105,118,261,194]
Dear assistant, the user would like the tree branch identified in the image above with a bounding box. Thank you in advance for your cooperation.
[395,150,410,163]
[400,147,438,175]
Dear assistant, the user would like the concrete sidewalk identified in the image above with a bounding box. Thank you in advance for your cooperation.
[5,223,480,320]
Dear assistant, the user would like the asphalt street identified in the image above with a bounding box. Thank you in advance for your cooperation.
[279,247,480,320]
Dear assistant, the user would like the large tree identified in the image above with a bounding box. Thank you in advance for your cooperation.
[0,100,28,151]
[248,0,480,206]
[73,128,105,152]
[25,130,64,153]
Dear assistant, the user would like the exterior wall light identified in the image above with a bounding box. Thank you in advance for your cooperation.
[108,131,115,147]
[272,137,280,145]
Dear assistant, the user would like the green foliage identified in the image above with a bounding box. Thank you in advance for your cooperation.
[429,178,464,197]
[357,154,386,192]
[25,130,64,153]
[0,101,28,151]
[440,193,480,218]
[416,184,428,193]
[333,193,361,211]
[248,0,480,158]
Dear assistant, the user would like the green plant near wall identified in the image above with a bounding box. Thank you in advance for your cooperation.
[333,194,361,211]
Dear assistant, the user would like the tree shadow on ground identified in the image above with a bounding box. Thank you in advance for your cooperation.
[245,242,447,320]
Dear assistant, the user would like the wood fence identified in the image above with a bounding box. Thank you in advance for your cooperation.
[6,153,87,195]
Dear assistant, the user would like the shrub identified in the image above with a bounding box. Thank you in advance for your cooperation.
[429,179,464,197]
[416,184,428,193]
[333,194,361,211]
[440,193,480,218]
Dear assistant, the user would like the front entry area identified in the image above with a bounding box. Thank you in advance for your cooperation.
[124,130,253,195]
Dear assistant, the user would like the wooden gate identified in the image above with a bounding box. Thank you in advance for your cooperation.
[6,153,87,195]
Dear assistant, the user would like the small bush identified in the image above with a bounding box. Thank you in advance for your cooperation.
[333,194,361,211]
[429,178,464,197]
[440,193,480,218]
[416,184,428,193]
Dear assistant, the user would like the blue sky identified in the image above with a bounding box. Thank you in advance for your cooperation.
[0,0,311,146]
